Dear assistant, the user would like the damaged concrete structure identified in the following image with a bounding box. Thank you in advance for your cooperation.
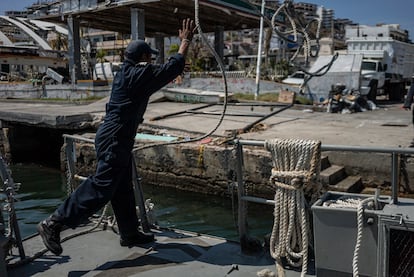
[31,0,262,85]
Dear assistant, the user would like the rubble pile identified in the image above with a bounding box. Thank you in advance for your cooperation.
[326,84,377,113]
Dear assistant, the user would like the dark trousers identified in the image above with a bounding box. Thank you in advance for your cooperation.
[56,156,139,237]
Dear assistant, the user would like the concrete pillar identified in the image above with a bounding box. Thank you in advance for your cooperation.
[154,36,164,63]
[130,8,145,40]
[67,15,82,84]
[214,26,224,62]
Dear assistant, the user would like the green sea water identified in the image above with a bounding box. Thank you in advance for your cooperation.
[5,163,274,242]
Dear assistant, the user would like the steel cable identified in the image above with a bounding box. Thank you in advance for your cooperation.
[133,0,229,153]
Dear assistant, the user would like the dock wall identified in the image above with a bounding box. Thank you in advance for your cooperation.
[0,82,110,100]
[189,77,301,94]
[60,138,414,198]
[60,139,276,198]
[0,77,296,100]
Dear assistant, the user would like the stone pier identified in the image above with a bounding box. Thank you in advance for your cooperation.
[0,96,413,197]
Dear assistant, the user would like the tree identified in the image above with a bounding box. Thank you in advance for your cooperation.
[95,49,108,63]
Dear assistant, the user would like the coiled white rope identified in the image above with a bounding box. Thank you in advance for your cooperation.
[322,197,363,208]
[265,138,321,277]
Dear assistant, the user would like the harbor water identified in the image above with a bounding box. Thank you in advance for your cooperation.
[5,163,274,242]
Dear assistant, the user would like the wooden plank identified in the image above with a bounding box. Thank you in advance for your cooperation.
[278,90,296,104]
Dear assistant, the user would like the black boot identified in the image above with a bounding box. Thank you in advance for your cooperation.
[37,216,63,255]
[120,231,155,247]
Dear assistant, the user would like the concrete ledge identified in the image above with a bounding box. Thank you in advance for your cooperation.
[320,164,346,186]
[61,135,414,198]
[330,175,363,193]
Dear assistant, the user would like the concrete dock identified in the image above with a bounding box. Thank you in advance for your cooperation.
[0,97,108,129]
[0,94,411,148]
[145,98,412,148]
[0,93,413,195]
[3,94,414,277]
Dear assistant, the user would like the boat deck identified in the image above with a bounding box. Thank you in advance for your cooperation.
[7,223,314,277]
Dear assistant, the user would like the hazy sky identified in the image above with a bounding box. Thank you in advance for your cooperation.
[1,0,413,40]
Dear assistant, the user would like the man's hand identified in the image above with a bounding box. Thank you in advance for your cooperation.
[179,18,195,42]
[178,18,195,57]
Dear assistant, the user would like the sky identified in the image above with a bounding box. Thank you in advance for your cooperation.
[1,0,414,40]
[307,0,414,40]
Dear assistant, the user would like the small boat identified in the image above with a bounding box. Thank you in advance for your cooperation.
[162,87,233,104]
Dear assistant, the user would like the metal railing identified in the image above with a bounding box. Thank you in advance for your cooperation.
[232,139,414,245]
[62,134,414,248]
[190,70,247,79]
[63,134,151,232]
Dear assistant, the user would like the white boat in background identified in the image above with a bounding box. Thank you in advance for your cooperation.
[162,88,233,104]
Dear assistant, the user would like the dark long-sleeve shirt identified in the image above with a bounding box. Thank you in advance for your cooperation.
[95,53,185,165]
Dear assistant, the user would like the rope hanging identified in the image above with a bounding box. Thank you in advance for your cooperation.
[265,138,321,277]
[322,196,376,277]
[270,0,322,65]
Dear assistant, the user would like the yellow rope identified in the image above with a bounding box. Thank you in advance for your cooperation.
[197,144,205,168]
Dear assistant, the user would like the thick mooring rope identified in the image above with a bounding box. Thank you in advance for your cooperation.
[265,138,321,277]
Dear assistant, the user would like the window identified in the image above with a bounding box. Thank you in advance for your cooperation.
[361,61,377,71]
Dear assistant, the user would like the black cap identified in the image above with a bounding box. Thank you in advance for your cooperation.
[124,40,159,62]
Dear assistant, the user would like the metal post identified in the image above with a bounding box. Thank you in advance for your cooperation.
[154,36,164,63]
[131,157,150,233]
[235,141,248,247]
[67,15,81,83]
[214,26,224,62]
[64,137,77,192]
[255,0,265,100]
[391,152,399,204]
[131,8,145,40]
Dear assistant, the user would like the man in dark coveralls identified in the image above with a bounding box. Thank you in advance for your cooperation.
[37,18,195,255]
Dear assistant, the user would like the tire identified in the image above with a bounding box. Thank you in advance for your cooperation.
[367,79,378,103]
[388,82,404,101]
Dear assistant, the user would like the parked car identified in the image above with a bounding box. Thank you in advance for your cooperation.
[282,71,305,85]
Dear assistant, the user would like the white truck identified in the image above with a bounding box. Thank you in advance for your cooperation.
[306,54,364,103]
[93,62,122,81]
[347,37,414,101]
